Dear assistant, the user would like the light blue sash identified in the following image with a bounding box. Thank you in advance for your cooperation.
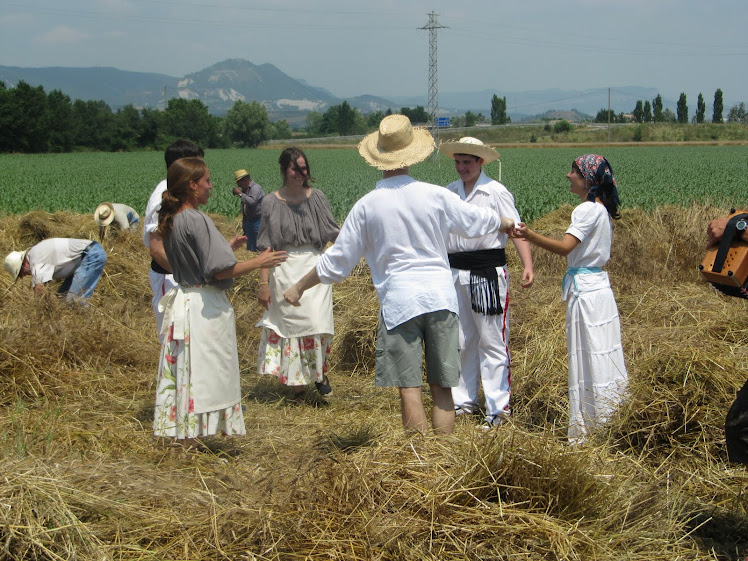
[562,266,602,293]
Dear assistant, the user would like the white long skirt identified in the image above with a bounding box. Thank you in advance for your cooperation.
[564,272,628,442]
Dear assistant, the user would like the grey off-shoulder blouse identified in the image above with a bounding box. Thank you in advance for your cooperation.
[257,188,340,251]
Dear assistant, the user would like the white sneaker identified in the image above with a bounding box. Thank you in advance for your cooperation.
[455,406,474,417]
[479,414,507,430]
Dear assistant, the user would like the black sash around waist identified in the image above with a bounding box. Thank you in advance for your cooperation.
[447,248,506,316]
[150,259,169,275]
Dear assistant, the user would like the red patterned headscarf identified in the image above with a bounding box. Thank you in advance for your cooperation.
[574,154,617,187]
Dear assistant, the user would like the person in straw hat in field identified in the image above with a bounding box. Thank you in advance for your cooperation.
[94,202,139,241]
[439,137,534,429]
[232,168,265,251]
[283,114,516,436]
[4,238,107,305]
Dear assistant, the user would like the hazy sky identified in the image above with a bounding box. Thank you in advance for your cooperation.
[2,0,746,108]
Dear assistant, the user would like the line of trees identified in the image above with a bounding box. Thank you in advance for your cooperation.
[0,79,443,153]
[0,80,291,153]
[4,78,747,154]
[303,103,435,137]
[626,89,743,124]
[591,89,748,125]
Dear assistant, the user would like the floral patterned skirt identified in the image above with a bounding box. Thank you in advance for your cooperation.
[258,328,332,387]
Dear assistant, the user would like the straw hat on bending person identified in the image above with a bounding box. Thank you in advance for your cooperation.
[4,249,29,281]
[94,202,140,241]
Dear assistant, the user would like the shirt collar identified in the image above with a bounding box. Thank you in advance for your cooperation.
[460,170,490,199]
[376,174,415,189]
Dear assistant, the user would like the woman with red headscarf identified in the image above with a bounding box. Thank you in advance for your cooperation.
[514,155,628,443]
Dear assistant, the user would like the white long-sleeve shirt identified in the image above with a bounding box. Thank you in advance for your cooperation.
[142,179,166,248]
[315,174,501,330]
[446,171,522,286]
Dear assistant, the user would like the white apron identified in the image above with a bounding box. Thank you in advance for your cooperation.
[256,245,334,337]
[159,285,242,414]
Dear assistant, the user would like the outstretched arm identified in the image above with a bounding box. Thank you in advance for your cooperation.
[513,222,580,257]
[214,248,287,280]
[283,267,321,306]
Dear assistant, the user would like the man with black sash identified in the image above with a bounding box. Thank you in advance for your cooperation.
[440,138,535,428]
[707,210,748,465]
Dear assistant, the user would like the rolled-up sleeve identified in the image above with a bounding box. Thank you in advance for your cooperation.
[447,195,502,238]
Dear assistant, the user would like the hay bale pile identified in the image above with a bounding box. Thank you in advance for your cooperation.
[0,206,746,560]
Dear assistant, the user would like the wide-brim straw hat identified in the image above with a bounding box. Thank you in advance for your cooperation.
[358,114,435,170]
[234,169,250,181]
[4,249,28,281]
[94,202,115,227]
[438,137,499,163]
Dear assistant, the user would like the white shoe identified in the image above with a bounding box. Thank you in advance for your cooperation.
[479,414,507,430]
[455,406,474,417]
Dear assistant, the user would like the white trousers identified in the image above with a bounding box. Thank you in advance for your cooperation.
[451,267,512,418]
[149,269,177,343]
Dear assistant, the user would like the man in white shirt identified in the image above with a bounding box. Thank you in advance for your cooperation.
[4,238,107,305]
[439,138,534,428]
[142,139,204,341]
[283,114,515,435]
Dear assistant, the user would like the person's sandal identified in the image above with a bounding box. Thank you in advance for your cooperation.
[315,375,333,396]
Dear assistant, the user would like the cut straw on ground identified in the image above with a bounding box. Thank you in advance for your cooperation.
[1,205,746,560]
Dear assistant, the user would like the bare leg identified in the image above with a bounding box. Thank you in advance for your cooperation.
[430,383,455,435]
[399,386,428,434]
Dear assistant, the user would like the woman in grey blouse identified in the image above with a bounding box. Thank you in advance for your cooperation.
[256,147,340,402]
[153,157,287,447]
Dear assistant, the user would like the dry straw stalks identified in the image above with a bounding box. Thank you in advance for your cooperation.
[0,205,746,560]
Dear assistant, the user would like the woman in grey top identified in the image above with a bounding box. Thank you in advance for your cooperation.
[257,147,339,402]
[153,157,286,446]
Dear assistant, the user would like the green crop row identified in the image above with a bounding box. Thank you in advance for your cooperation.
[0,145,746,224]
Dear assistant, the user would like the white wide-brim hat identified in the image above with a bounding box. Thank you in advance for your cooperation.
[4,249,28,281]
[94,202,115,227]
[438,136,499,163]
[358,114,435,171]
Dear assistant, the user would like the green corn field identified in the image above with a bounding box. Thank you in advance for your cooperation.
[1,145,746,223]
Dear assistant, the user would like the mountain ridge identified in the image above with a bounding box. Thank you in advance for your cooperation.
[0,58,673,122]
